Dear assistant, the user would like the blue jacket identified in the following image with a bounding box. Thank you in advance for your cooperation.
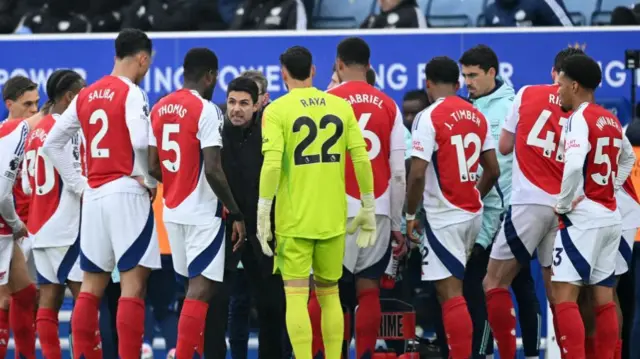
[472,80,515,248]
[483,0,573,27]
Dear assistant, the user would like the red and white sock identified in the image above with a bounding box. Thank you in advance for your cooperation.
[556,302,586,359]
[71,293,101,359]
[442,296,472,359]
[0,309,9,359]
[486,288,516,359]
[176,299,208,359]
[594,302,618,359]
[37,308,61,359]
[355,288,381,359]
[10,284,37,359]
[117,297,146,359]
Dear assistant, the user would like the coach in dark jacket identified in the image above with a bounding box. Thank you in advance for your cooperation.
[204,76,285,359]
[482,0,573,26]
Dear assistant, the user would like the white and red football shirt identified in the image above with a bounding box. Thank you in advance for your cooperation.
[504,84,569,207]
[618,175,640,231]
[327,81,405,223]
[149,89,224,225]
[0,119,29,235]
[23,114,83,247]
[43,75,153,198]
[558,102,633,228]
[412,96,494,228]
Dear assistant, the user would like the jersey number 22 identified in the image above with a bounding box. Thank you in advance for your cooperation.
[293,115,344,165]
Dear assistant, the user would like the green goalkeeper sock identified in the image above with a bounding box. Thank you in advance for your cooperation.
[316,285,344,359]
[285,286,312,359]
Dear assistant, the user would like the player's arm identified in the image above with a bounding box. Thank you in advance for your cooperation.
[61,132,86,195]
[556,113,589,214]
[258,105,284,202]
[347,110,374,199]
[406,111,433,219]
[147,116,162,183]
[0,123,27,233]
[389,104,407,232]
[201,103,242,216]
[42,95,88,196]
[477,123,500,198]
[126,87,157,189]
[21,153,31,196]
[615,133,636,189]
[498,86,525,155]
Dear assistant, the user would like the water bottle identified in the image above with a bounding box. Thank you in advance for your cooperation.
[380,240,399,289]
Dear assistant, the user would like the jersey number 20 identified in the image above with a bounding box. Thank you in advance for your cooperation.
[25,149,55,195]
[293,115,343,165]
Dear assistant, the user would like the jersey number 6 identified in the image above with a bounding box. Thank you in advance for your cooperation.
[293,115,344,166]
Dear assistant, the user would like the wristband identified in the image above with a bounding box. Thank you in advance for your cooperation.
[405,213,416,221]
[227,212,244,222]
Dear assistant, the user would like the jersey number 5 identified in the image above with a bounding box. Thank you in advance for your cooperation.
[592,137,622,186]
[451,133,481,182]
[293,115,344,165]
[89,109,110,158]
[527,110,569,162]
[25,149,55,195]
[162,124,181,172]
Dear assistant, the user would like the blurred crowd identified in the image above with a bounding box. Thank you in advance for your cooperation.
[1,0,640,34]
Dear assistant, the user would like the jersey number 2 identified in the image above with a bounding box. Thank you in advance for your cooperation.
[293,115,343,165]
[25,149,55,195]
[451,133,481,182]
[89,109,109,158]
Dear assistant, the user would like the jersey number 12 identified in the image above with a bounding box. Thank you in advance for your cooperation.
[451,133,481,182]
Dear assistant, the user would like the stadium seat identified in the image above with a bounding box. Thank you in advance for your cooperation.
[312,0,376,28]
[592,0,636,24]
[426,0,482,27]
[564,0,598,24]
[369,0,429,21]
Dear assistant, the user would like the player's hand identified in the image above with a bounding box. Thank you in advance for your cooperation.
[231,220,246,252]
[406,217,423,244]
[555,195,584,214]
[12,221,27,241]
[391,231,408,258]
[346,193,377,248]
[256,198,274,257]
[133,176,156,201]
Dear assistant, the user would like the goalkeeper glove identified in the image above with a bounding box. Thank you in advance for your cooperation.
[256,198,274,257]
[346,193,377,248]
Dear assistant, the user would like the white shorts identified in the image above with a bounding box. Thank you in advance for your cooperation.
[552,220,621,287]
[0,235,14,285]
[165,219,226,282]
[34,243,83,285]
[344,215,391,278]
[421,216,482,281]
[491,205,557,267]
[80,192,161,273]
[615,228,638,275]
